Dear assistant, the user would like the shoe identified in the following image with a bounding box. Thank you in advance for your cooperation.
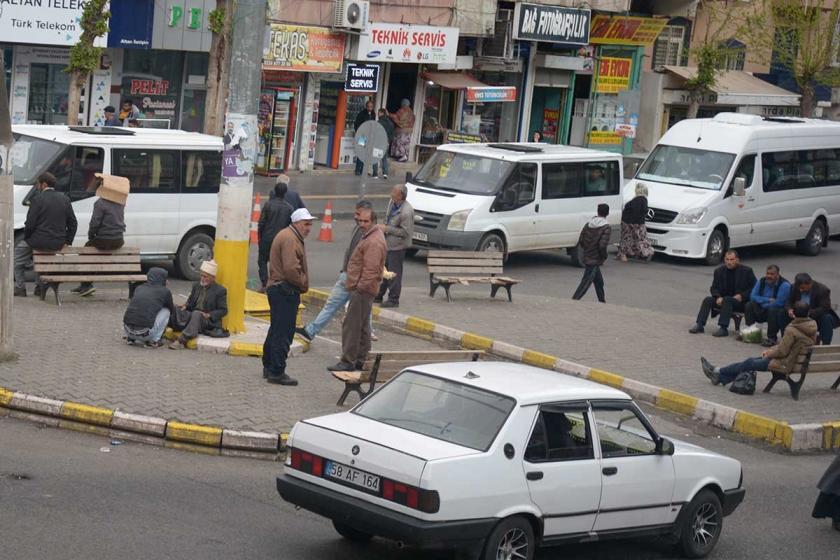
[700,357,720,385]
[382,174,388,179]
[145,340,164,348]
[712,327,729,337]
[380,301,399,308]
[294,327,312,342]
[328,361,355,372]
[354,362,365,370]
[370,333,379,342]
[266,372,299,386]
[373,296,383,303]
[70,285,84,294]
[79,286,95,297]
[761,337,778,347]
[13,287,26,297]
[688,324,704,334]
[734,331,743,342]
[168,339,186,350]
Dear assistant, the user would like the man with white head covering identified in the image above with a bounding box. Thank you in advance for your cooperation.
[169,259,228,349]
[273,174,306,210]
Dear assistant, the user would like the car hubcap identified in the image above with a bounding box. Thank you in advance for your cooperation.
[810,226,823,248]
[188,242,213,273]
[691,503,719,548]
[709,235,723,260]
[496,527,528,560]
[483,239,501,252]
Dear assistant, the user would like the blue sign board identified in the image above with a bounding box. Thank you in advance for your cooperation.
[108,0,154,49]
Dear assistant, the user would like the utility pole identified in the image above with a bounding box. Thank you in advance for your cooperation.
[215,0,267,333]
[0,53,16,361]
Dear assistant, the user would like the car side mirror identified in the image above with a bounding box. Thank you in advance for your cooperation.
[657,437,675,456]
[732,177,746,197]
[22,185,37,207]
[405,171,413,183]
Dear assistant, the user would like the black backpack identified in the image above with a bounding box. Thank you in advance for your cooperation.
[729,371,756,395]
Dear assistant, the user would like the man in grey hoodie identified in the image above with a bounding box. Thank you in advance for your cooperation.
[572,203,611,303]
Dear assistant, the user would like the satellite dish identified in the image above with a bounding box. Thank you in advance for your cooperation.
[353,120,389,166]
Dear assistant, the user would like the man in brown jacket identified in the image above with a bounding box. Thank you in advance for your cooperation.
[263,208,316,385]
[700,301,817,386]
[329,207,386,372]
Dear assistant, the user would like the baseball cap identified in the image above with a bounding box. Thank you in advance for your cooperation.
[291,208,317,222]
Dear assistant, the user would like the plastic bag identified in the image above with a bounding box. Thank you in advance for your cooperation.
[740,324,763,344]
[729,371,756,395]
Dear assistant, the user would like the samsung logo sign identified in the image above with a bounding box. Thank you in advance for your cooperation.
[366,50,381,58]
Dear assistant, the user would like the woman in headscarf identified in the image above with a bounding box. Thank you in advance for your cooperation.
[813,453,840,532]
[390,99,415,163]
[616,181,654,262]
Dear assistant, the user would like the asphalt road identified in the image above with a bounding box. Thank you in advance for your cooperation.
[1,408,836,559]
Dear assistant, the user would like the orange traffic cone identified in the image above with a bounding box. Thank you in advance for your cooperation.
[249,193,261,244]
[318,201,333,242]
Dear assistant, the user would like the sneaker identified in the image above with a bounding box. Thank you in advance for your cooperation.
[145,340,164,348]
[168,339,186,350]
[79,286,96,297]
[266,372,298,386]
[382,174,388,179]
[327,361,355,372]
[13,287,26,297]
[380,301,399,308]
[734,331,743,342]
[688,324,704,334]
[700,357,720,385]
[70,285,84,294]
[712,327,729,337]
[370,332,379,342]
[761,337,778,347]
[294,327,312,342]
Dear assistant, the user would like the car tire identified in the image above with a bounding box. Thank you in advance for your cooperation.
[678,489,723,559]
[481,516,535,560]
[175,231,214,281]
[796,220,826,256]
[568,244,584,268]
[703,230,727,266]
[332,520,373,543]
[476,233,507,260]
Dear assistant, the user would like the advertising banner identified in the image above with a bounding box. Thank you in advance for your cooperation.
[264,24,346,73]
[108,0,154,49]
[588,131,622,145]
[0,1,108,46]
[356,23,459,64]
[595,57,632,94]
[589,15,668,46]
[345,64,380,93]
[513,4,590,46]
[466,87,517,103]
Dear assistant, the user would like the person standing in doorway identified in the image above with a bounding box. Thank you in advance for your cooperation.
[391,99,415,163]
[353,100,376,176]
[572,204,611,303]
[374,108,395,179]
[375,185,413,308]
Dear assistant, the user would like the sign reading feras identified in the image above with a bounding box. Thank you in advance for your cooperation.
[513,4,590,46]
[356,23,459,64]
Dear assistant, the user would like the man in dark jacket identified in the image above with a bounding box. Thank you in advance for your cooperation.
[123,267,175,347]
[373,108,395,179]
[273,174,305,210]
[786,273,840,344]
[169,260,228,349]
[14,172,77,297]
[689,249,756,337]
[572,204,611,303]
[258,181,294,290]
[353,100,376,176]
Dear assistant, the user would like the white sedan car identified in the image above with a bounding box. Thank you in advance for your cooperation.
[277,362,745,559]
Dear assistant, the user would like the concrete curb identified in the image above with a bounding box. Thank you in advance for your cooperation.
[300,288,840,454]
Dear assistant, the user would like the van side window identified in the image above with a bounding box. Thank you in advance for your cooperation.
[583,161,618,196]
[113,149,179,194]
[761,149,840,192]
[182,151,222,193]
[542,161,619,199]
[726,155,755,197]
[542,163,580,198]
[69,146,105,197]
[492,163,536,212]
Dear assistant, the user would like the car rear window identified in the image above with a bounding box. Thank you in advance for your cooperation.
[353,371,516,451]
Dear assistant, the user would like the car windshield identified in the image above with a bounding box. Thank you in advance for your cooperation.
[637,145,735,190]
[413,150,514,195]
[7,134,66,184]
[353,371,516,451]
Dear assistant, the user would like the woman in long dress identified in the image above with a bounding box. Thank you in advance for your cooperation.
[391,99,415,163]
[813,453,840,532]
[616,182,654,262]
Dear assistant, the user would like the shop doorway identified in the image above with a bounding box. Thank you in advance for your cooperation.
[28,63,70,124]
[529,87,568,144]
[385,64,417,112]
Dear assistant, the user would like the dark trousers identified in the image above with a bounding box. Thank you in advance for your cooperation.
[572,265,605,303]
[171,308,209,340]
[341,290,374,366]
[378,249,405,303]
[257,244,270,287]
[719,357,771,385]
[354,157,364,175]
[816,312,839,345]
[696,296,745,329]
[263,283,300,376]
[744,302,789,339]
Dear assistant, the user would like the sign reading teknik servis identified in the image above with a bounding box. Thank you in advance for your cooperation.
[0,0,108,47]
[513,3,590,46]
[356,23,459,64]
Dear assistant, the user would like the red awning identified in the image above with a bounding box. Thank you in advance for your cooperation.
[422,71,488,90]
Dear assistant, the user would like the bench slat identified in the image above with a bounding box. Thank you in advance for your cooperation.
[802,361,840,373]
[33,255,140,264]
[34,247,140,255]
[35,264,141,272]
[810,345,840,356]
[40,274,148,282]
[427,250,502,259]
[429,267,504,274]
[427,258,502,267]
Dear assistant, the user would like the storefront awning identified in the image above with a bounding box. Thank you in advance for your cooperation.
[423,71,488,90]
[663,66,800,106]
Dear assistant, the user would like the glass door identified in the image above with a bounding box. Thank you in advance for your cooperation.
[28,63,70,125]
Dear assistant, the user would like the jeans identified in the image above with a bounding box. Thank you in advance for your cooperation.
[263,283,300,376]
[372,155,389,177]
[378,249,405,303]
[304,272,350,338]
[124,308,171,343]
[816,312,838,344]
[13,238,38,290]
[719,357,770,385]
[744,302,789,339]
[572,265,605,303]
[696,296,745,329]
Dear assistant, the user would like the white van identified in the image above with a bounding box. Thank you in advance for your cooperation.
[407,143,623,265]
[629,113,840,265]
[8,125,221,280]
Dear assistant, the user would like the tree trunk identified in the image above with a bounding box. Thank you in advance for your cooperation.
[687,98,700,119]
[799,83,816,118]
[65,70,87,126]
[203,0,233,136]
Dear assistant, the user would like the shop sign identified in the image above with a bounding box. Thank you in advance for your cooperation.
[589,15,668,46]
[595,57,632,94]
[152,0,213,52]
[356,23,459,65]
[588,131,622,145]
[446,131,482,144]
[264,24,346,73]
[615,123,636,138]
[345,64,380,93]
[0,1,107,47]
[466,87,517,103]
[130,79,170,96]
[542,109,560,138]
[513,4,590,46]
[108,0,154,49]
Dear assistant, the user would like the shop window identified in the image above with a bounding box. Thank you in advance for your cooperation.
[113,149,179,193]
[182,151,222,193]
[2,46,11,102]
[720,39,746,71]
[652,24,687,70]
[121,50,184,128]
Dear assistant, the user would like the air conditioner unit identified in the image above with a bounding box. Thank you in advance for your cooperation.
[334,0,369,30]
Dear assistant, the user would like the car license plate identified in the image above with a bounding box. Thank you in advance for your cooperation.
[412,231,428,242]
[324,460,380,492]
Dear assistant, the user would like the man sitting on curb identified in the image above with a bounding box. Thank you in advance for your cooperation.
[786,273,840,345]
[169,260,228,350]
[700,301,816,386]
[122,267,175,348]
[689,249,756,337]
[743,264,791,347]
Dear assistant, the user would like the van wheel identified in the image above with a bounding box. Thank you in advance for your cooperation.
[796,220,826,256]
[678,490,723,558]
[332,520,372,543]
[482,516,534,560]
[175,232,214,281]
[568,244,584,268]
[477,233,507,260]
[703,230,727,266]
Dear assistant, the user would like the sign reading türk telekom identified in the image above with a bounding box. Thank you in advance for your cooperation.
[356,23,459,64]
[0,0,108,46]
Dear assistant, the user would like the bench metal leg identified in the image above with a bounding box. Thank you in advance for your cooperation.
[48,283,61,306]
[442,283,452,303]
[429,273,439,298]
[336,383,364,406]
[490,283,513,302]
[762,372,785,394]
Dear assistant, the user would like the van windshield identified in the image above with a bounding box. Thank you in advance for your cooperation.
[637,145,735,190]
[413,150,514,195]
[8,134,66,184]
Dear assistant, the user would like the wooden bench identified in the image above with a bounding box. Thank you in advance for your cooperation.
[332,350,484,406]
[763,345,840,400]
[33,247,147,306]
[427,250,520,302]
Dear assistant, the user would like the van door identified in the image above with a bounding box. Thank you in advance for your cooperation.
[46,145,105,244]
[725,154,758,247]
[489,162,538,252]
[112,148,180,255]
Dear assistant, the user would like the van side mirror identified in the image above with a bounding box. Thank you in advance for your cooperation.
[657,437,675,456]
[405,171,413,183]
[733,177,746,197]
[22,185,37,206]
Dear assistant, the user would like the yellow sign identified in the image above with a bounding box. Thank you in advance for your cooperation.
[588,131,622,145]
[595,57,632,94]
[589,15,668,46]
[264,24,346,73]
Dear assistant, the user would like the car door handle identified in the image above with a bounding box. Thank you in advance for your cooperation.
[535,204,540,213]
[602,466,618,476]
[747,197,755,202]
[526,471,544,481]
